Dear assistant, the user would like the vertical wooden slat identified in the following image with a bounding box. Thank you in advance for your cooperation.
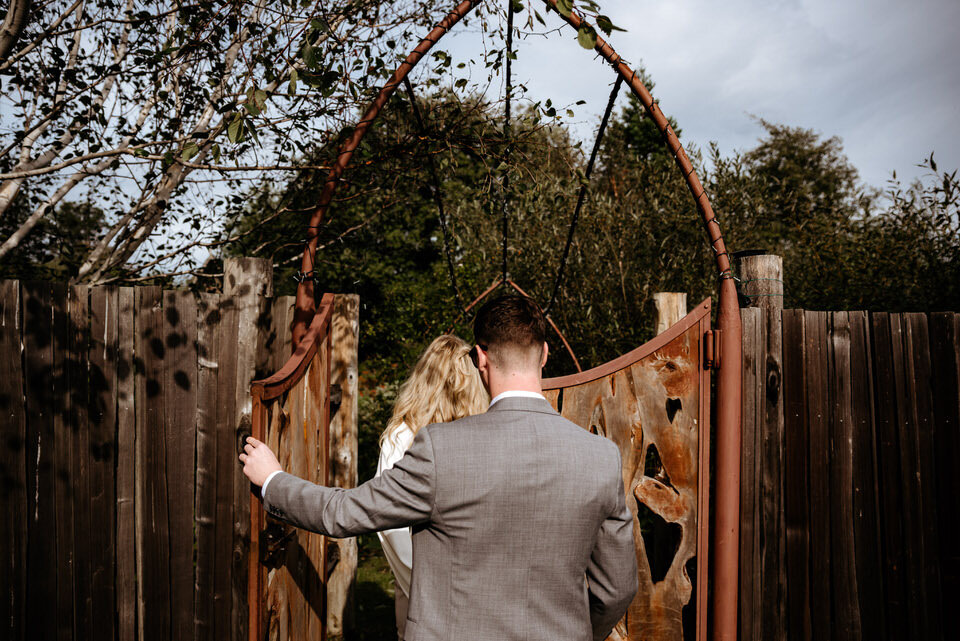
[68,286,92,641]
[224,257,272,641]
[135,286,171,641]
[327,294,360,639]
[214,295,239,640]
[50,283,74,641]
[23,281,57,640]
[195,292,221,641]
[889,314,925,638]
[870,312,907,639]
[904,313,942,640]
[88,286,118,641]
[929,313,960,636]
[739,307,761,641]
[804,311,831,641]
[848,312,885,641]
[116,287,137,641]
[827,312,860,641]
[164,290,199,641]
[0,281,27,641]
[782,310,810,641]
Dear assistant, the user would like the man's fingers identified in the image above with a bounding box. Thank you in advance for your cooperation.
[246,436,263,448]
[244,442,256,455]
[239,453,247,463]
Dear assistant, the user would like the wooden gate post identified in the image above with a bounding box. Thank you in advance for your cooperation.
[653,293,687,335]
[327,295,359,639]
[737,254,786,641]
[224,257,273,641]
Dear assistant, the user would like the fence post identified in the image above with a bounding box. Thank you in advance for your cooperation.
[327,294,359,639]
[653,292,687,334]
[737,254,786,641]
[224,257,273,641]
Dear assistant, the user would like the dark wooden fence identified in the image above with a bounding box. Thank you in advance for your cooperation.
[0,259,359,641]
[738,257,960,641]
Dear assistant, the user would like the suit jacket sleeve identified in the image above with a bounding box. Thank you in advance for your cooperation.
[586,445,639,641]
[262,425,437,538]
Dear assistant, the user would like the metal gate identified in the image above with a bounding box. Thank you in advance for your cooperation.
[542,299,713,641]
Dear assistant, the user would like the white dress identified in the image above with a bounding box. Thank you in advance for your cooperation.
[375,422,415,598]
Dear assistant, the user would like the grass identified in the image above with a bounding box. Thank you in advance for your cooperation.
[352,534,398,640]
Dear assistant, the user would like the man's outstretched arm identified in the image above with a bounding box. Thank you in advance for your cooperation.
[240,427,437,538]
[585,448,638,641]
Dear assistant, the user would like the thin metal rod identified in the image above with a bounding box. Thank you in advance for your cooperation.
[402,76,466,313]
[500,0,515,282]
[544,73,623,315]
[292,0,481,349]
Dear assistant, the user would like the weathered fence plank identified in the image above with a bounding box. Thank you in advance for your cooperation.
[68,286,93,640]
[89,285,118,641]
[781,310,811,641]
[135,286,171,641]
[870,312,908,640]
[327,294,360,639]
[51,283,74,641]
[23,281,57,640]
[904,314,943,641]
[116,287,137,641]
[848,312,885,641]
[195,292,221,641]
[804,311,831,641]
[164,290,199,641]
[739,307,761,641]
[929,313,960,637]
[0,280,26,641]
[827,312,859,641]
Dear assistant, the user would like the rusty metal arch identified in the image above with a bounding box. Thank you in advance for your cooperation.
[280,2,742,639]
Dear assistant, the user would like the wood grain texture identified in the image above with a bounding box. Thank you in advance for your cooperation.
[88,286,118,641]
[224,257,273,641]
[164,290,199,641]
[804,312,831,641]
[68,286,92,641]
[0,281,26,641]
[135,286,171,641]
[739,307,761,641]
[22,281,57,640]
[653,293,687,336]
[848,312,885,641]
[781,310,811,641]
[870,313,907,640]
[929,313,960,637]
[827,312,859,641]
[116,287,137,641]
[327,294,359,638]
[195,292,221,641]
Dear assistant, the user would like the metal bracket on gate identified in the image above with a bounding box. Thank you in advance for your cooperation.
[704,329,721,370]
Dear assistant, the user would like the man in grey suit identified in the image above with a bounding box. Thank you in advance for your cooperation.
[240,295,638,640]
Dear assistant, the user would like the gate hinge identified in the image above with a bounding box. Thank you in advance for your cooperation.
[704,329,721,370]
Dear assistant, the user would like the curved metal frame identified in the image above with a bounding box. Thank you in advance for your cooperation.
[283,2,742,639]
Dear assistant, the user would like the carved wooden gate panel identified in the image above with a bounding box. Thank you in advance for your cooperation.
[542,299,712,641]
[249,293,335,641]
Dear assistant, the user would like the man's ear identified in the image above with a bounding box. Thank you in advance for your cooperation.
[540,341,549,369]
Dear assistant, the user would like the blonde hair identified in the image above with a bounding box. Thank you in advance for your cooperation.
[381,334,489,447]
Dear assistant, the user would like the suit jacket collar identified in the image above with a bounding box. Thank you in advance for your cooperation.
[485,395,559,417]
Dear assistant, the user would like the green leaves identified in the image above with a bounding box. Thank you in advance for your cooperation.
[556,0,574,17]
[595,15,625,35]
[302,42,318,69]
[181,141,200,161]
[577,25,597,49]
[227,114,244,143]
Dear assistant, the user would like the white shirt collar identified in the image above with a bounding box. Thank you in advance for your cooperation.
[489,390,546,408]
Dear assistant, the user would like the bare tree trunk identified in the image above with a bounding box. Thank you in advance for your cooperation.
[0,0,30,63]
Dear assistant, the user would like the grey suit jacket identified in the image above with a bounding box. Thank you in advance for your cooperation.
[264,396,638,641]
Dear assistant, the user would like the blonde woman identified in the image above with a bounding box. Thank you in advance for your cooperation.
[376,334,489,640]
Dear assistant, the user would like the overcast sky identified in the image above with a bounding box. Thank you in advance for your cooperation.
[444,0,960,189]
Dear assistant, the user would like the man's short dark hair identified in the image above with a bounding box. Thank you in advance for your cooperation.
[473,295,547,353]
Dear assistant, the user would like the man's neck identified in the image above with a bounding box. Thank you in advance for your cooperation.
[486,371,542,400]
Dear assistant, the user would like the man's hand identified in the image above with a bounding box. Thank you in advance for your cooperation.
[239,436,282,487]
